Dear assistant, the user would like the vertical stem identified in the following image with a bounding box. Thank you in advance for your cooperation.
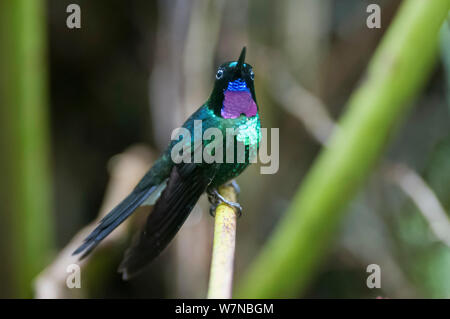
[207,185,238,299]
[0,0,53,297]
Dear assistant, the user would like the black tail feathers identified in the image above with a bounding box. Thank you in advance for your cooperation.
[118,164,214,279]
[73,185,157,259]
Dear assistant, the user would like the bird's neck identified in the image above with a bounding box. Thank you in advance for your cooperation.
[209,79,257,119]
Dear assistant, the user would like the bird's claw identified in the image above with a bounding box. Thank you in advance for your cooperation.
[227,180,240,195]
[209,203,218,217]
[207,188,242,218]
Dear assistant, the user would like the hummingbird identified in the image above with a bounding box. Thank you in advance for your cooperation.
[73,47,261,279]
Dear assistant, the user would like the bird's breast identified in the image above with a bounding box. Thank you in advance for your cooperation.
[235,115,261,147]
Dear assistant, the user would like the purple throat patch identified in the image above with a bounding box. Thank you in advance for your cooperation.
[221,80,257,119]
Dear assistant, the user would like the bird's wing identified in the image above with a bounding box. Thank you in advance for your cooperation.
[118,162,216,279]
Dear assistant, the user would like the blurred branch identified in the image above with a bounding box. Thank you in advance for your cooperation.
[268,51,448,295]
[441,15,450,109]
[263,53,336,145]
[183,0,225,117]
[207,185,238,299]
[0,0,53,297]
[269,51,450,250]
[149,0,192,149]
[385,163,450,247]
[34,145,153,298]
[237,0,450,298]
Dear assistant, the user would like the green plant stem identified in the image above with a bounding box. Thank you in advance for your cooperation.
[441,13,450,109]
[207,185,238,299]
[0,0,53,297]
[237,0,450,298]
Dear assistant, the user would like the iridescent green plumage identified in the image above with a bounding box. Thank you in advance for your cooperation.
[74,47,260,279]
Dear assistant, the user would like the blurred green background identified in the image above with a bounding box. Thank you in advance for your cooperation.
[0,0,449,298]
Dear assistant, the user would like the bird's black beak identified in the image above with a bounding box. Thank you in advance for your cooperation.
[236,46,246,75]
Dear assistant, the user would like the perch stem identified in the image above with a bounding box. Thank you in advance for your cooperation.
[207,185,238,299]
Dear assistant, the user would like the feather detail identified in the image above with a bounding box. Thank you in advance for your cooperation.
[118,163,216,279]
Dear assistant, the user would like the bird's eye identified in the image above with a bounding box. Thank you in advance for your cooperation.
[216,69,224,80]
[250,70,254,80]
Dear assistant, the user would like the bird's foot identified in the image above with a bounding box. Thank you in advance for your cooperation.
[207,188,242,218]
[227,180,240,195]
